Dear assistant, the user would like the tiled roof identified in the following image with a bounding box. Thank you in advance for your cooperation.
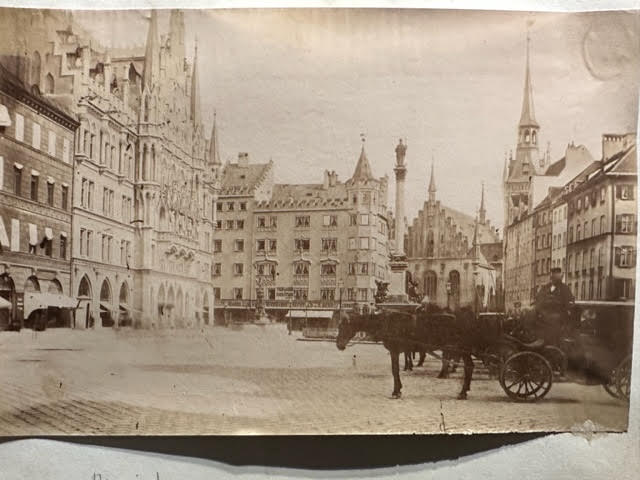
[219,163,271,196]
[438,205,500,245]
[350,145,374,182]
[256,183,349,209]
[608,144,636,174]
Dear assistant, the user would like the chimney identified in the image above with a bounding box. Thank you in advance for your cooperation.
[323,170,330,189]
[330,171,338,187]
[238,152,249,168]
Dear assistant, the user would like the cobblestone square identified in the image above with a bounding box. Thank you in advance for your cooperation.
[0,325,629,435]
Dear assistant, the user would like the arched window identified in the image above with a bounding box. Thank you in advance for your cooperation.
[78,276,92,298]
[44,73,54,94]
[48,279,63,294]
[100,279,112,303]
[426,230,435,257]
[25,276,40,292]
[532,130,537,145]
[524,129,530,143]
[448,270,460,295]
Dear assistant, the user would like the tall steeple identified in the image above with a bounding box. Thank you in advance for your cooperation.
[190,40,201,125]
[169,10,186,69]
[428,161,436,203]
[209,111,221,166]
[519,34,538,128]
[479,181,486,224]
[142,10,158,92]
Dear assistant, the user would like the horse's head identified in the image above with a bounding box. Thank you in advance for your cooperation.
[336,310,359,350]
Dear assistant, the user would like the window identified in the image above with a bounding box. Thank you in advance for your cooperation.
[295,216,310,228]
[358,288,369,301]
[321,263,336,276]
[268,239,277,252]
[294,238,310,251]
[30,174,39,201]
[321,238,338,253]
[348,237,357,250]
[592,218,597,236]
[617,214,635,234]
[257,216,266,228]
[359,237,369,249]
[616,247,636,268]
[359,214,369,226]
[584,194,589,210]
[294,289,308,300]
[615,279,634,299]
[256,239,266,252]
[61,185,68,210]
[577,198,582,210]
[269,216,277,228]
[349,214,357,226]
[214,288,221,300]
[348,263,356,275]
[13,165,22,195]
[294,262,309,275]
[600,215,606,235]
[226,202,234,211]
[60,234,67,259]
[47,131,56,156]
[226,220,234,230]
[212,263,221,276]
[79,229,85,256]
[86,231,93,258]
[590,249,595,269]
[62,138,70,164]
[233,263,244,276]
[32,123,41,149]
[617,185,634,200]
[321,289,335,301]
[236,220,244,230]
[576,224,581,241]
[213,240,222,253]
[359,263,369,275]
[233,288,243,300]
[323,215,338,227]
[216,202,223,212]
[568,255,572,274]
[215,220,222,229]
[14,113,24,141]
[47,181,54,206]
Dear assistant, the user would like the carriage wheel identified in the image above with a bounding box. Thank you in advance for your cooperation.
[542,345,567,378]
[499,351,553,402]
[354,331,367,341]
[614,355,632,402]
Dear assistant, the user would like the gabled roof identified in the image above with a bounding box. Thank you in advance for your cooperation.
[544,157,566,176]
[220,162,271,196]
[608,144,637,175]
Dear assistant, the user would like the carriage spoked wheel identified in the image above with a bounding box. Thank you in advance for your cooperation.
[602,372,620,399]
[499,351,553,402]
[614,354,632,402]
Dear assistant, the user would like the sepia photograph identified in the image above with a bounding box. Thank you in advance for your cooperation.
[0,7,637,435]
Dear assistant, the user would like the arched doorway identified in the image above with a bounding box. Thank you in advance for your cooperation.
[157,284,166,327]
[119,282,131,327]
[77,275,93,328]
[423,270,438,301]
[167,286,175,327]
[0,274,16,330]
[176,288,184,327]
[99,279,114,327]
[203,292,210,326]
[24,276,42,330]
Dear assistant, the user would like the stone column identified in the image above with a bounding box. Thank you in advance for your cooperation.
[387,139,410,302]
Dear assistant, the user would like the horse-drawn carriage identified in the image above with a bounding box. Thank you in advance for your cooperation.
[336,299,633,403]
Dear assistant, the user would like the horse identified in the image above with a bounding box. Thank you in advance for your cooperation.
[336,306,477,399]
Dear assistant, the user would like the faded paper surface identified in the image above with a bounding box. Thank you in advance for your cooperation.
[0,4,637,440]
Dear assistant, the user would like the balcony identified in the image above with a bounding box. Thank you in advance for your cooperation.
[293,275,310,286]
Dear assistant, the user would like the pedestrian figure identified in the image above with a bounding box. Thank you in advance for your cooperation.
[352,354,357,368]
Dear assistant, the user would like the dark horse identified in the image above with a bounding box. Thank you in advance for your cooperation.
[336,305,477,399]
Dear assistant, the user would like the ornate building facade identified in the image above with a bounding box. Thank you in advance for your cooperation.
[0,9,220,328]
[406,166,502,311]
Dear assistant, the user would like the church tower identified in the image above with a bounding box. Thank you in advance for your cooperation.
[503,34,543,228]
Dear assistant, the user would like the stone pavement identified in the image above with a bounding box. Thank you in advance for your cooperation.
[0,324,629,434]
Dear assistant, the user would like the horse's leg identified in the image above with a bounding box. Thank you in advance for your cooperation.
[457,353,474,400]
[391,349,402,398]
[404,351,413,371]
[417,350,425,367]
[438,351,450,379]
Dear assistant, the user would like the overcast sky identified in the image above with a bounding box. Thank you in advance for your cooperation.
[75,9,639,230]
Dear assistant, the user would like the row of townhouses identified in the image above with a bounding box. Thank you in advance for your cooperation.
[502,39,637,310]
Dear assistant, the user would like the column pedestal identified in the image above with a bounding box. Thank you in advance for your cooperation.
[386,254,409,304]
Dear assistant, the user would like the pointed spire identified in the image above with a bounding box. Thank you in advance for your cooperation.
[351,134,374,181]
[479,182,486,224]
[428,159,436,202]
[142,10,158,92]
[502,151,509,181]
[209,111,221,165]
[190,39,201,125]
[519,33,538,127]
